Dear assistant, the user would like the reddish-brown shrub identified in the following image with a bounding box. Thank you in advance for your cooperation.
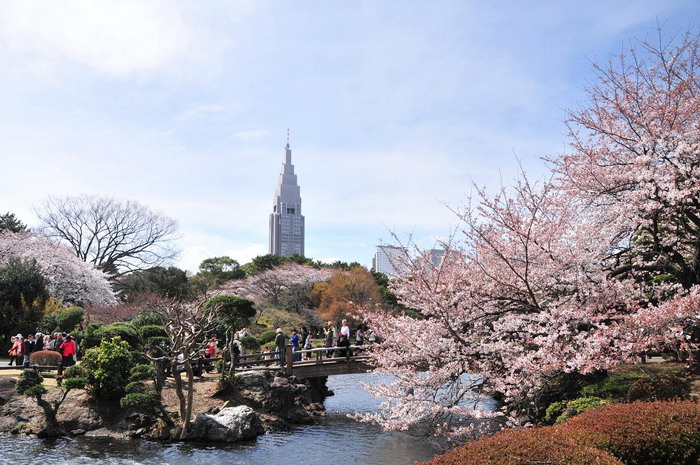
[626,374,691,402]
[423,426,623,465]
[561,400,700,465]
[29,350,62,366]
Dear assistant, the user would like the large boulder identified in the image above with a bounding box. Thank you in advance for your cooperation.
[190,406,263,442]
[236,371,269,392]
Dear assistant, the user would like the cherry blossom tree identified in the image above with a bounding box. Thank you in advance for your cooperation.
[359,28,700,435]
[358,177,635,435]
[0,231,116,306]
[552,28,700,372]
[222,263,331,311]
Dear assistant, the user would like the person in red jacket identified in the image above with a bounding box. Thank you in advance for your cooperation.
[59,335,77,367]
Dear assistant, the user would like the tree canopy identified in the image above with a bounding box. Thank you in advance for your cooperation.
[34,194,179,279]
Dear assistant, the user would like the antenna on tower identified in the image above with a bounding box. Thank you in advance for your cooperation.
[286,128,290,147]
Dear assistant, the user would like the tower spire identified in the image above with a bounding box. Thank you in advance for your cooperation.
[286,128,290,148]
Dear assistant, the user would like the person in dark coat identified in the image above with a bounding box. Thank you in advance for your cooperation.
[324,321,335,358]
[34,333,44,352]
[274,328,287,367]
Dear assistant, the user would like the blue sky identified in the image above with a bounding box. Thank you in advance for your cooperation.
[0,1,698,271]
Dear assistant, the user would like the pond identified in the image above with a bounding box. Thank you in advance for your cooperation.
[0,374,446,465]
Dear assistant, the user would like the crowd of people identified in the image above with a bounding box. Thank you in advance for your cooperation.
[6,332,78,368]
[196,319,376,371]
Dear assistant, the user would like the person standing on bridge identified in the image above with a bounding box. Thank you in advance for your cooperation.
[324,321,335,358]
[290,329,301,362]
[340,319,352,357]
[275,328,287,368]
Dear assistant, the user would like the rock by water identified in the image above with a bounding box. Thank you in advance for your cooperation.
[189,406,264,442]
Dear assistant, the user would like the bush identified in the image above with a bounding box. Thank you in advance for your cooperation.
[129,364,156,382]
[55,306,84,332]
[205,295,256,329]
[63,365,88,379]
[239,336,260,352]
[143,336,170,356]
[29,350,62,366]
[119,393,161,411]
[544,396,609,424]
[16,369,44,395]
[257,330,277,345]
[561,400,700,465]
[626,374,691,402]
[40,313,58,333]
[424,426,623,465]
[81,337,135,401]
[125,381,148,394]
[138,324,168,340]
[130,311,162,328]
[77,323,104,350]
[93,322,140,348]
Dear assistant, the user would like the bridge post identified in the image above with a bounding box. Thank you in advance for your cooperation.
[286,345,293,375]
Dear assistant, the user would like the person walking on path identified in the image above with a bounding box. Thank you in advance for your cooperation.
[274,328,287,368]
[23,334,34,367]
[7,336,20,366]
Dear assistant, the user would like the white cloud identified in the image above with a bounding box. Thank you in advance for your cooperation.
[0,0,228,77]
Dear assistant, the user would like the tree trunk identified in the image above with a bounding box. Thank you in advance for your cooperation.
[180,360,195,440]
[171,360,187,422]
[35,396,61,437]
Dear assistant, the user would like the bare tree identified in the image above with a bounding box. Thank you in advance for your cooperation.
[34,194,179,279]
[152,298,217,439]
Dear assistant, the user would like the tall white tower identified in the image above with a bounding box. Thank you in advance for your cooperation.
[269,132,305,257]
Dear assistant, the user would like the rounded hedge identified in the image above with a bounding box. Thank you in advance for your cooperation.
[94,322,140,348]
[257,330,277,345]
[138,324,168,340]
[239,336,260,352]
[626,374,691,402]
[425,426,623,465]
[561,400,700,465]
[30,350,62,366]
[119,392,161,411]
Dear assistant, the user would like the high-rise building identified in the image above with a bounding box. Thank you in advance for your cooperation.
[269,134,305,257]
[372,245,407,278]
[426,249,446,267]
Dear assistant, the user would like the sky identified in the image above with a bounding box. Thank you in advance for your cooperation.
[0,1,698,272]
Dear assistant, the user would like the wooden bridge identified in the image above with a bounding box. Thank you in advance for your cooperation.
[231,345,373,378]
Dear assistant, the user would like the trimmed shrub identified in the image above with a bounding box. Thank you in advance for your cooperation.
[544,396,609,424]
[94,322,140,348]
[63,365,88,379]
[626,374,691,402]
[81,337,135,401]
[424,426,623,465]
[240,336,260,352]
[29,350,62,366]
[129,363,156,382]
[130,311,162,328]
[16,369,45,395]
[257,330,277,345]
[119,393,161,411]
[561,400,700,465]
[77,322,104,350]
[55,306,84,332]
[139,324,168,340]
